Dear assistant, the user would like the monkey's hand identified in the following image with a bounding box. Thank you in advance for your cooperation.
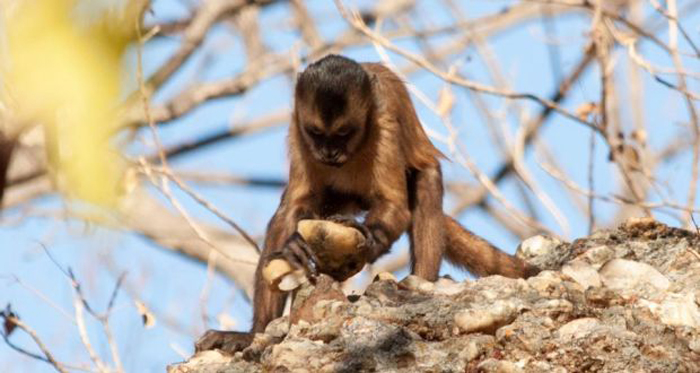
[269,232,320,280]
[328,215,382,263]
[195,330,254,355]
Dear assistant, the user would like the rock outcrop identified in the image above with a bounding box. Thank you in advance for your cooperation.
[169,218,700,372]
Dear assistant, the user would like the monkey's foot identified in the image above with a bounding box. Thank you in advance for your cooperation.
[195,330,254,355]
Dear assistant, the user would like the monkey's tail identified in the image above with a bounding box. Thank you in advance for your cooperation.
[443,215,539,279]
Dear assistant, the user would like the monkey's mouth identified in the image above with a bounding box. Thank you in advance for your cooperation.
[316,154,347,168]
[321,159,345,168]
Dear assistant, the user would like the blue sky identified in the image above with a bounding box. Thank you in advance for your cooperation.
[1,0,699,371]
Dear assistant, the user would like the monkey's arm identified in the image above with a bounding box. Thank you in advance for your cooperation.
[195,184,319,355]
[356,133,412,263]
[261,189,321,278]
[360,197,411,263]
[252,183,320,332]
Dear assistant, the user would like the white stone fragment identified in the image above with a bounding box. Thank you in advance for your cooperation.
[433,278,468,296]
[517,235,562,258]
[455,300,519,334]
[640,293,700,329]
[575,245,615,268]
[557,317,601,340]
[562,260,602,289]
[599,259,670,291]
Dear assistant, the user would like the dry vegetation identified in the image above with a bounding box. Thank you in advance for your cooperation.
[0,0,699,371]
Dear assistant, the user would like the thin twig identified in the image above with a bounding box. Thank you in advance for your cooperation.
[74,297,109,373]
[335,0,601,134]
[587,120,596,234]
[135,19,260,254]
[198,250,218,330]
[1,314,70,373]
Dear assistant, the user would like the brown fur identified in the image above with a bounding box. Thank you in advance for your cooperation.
[443,216,539,278]
[195,55,538,355]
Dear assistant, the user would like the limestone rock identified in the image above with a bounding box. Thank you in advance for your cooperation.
[640,292,700,328]
[599,258,670,292]
[516,235,566,270]
[169,220,700,372]
[562,260,602,289]
[557,317,601,340]
[455,300,520,334]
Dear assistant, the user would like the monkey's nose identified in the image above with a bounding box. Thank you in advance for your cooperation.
[323,148,339,159]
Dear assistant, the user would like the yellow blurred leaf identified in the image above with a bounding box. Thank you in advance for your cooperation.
[4,0,138,207]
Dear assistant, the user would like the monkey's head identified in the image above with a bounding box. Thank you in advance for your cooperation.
[293,55,374,167]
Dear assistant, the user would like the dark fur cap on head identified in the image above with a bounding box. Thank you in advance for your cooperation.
[296,55,371,95]
[295,55,373,123]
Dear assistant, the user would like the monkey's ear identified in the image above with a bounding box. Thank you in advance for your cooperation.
[369,72,379,84]
[365,72,379,95]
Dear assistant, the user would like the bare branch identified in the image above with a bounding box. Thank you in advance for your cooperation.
[1,309,71,373]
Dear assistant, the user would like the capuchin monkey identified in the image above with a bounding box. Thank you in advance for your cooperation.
[195,54,539,354]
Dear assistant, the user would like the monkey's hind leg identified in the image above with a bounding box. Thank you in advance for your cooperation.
[408,167,445,281]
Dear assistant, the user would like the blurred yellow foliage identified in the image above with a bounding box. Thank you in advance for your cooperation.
[5,0,142,207]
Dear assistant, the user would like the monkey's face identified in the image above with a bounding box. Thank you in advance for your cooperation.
[297,111,368,167]
[295,87,372,167]
[294,55,374,167]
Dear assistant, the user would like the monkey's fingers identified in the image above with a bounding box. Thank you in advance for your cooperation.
[357,225,383,262]
[281,233,319,278]
[327,214,358,226]
[328,215,374,255]
[327,215,369,236]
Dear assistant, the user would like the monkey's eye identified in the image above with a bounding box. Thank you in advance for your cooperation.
[336,127,354,138]
[305,126,323,137]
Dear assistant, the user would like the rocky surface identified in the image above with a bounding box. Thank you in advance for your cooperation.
[169,218,700,372]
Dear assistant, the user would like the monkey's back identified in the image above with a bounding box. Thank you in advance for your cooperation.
[361,63,445,171]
